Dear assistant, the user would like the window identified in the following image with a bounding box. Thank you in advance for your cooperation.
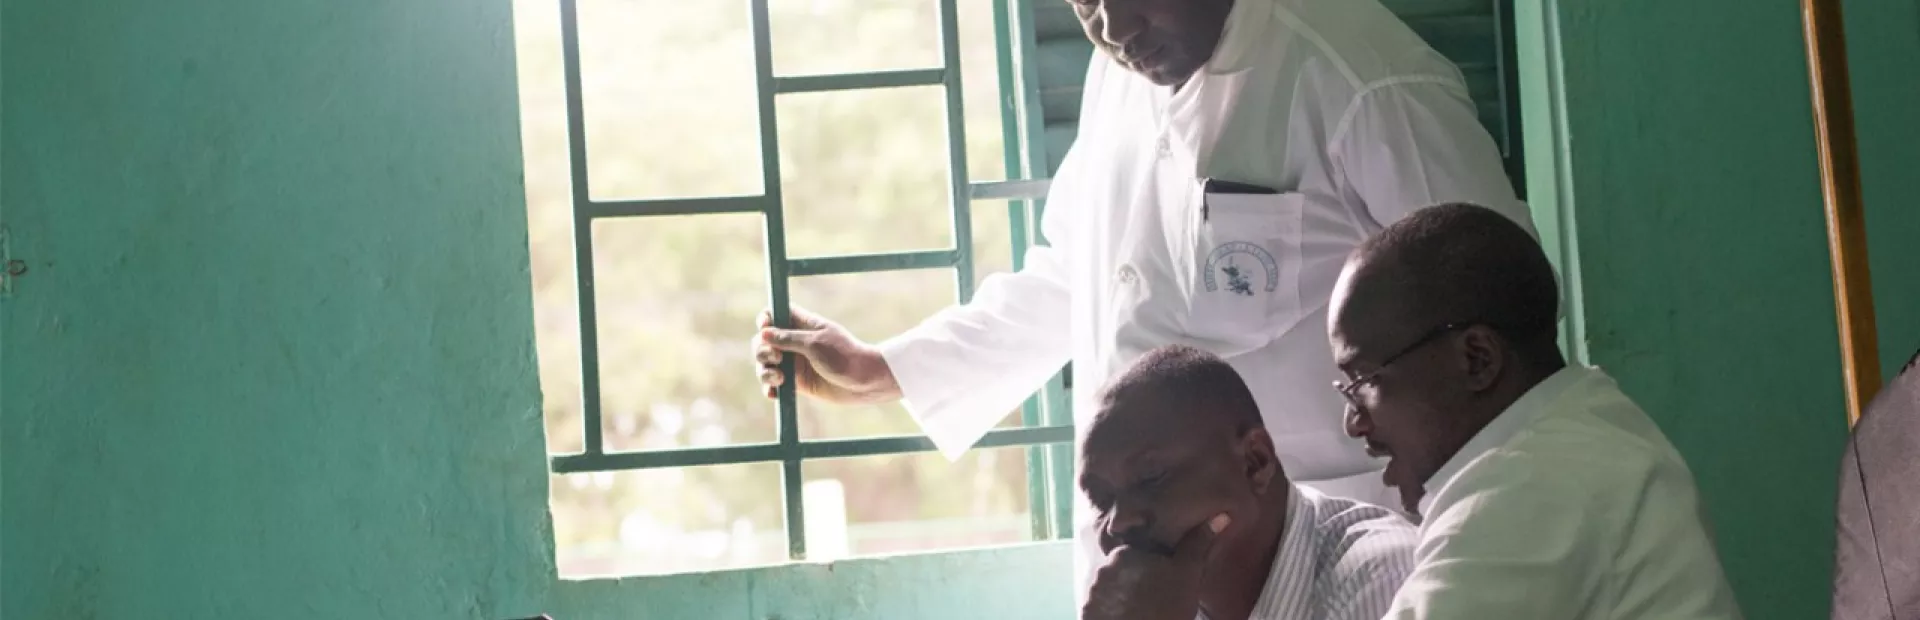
[516,0,1073,578]
[516,0,1522,579]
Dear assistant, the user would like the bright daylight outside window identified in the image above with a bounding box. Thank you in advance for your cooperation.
[513,0,1075,578]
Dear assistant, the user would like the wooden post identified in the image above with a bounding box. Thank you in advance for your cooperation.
[1799,0,1881,425]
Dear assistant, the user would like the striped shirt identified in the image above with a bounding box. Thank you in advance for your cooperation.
[1200,485,1419,620]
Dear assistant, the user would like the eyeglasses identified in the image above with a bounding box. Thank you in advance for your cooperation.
[1333,322,1471,404]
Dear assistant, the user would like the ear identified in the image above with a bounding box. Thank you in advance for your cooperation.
[1459,326,1506,392]
[1240,427,1281,494]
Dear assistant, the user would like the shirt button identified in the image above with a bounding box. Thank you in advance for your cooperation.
[1156,136,1171,157]
[1117,266,1138,284]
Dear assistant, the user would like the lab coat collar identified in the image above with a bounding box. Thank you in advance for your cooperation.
[1416,366,1596,517]
[1163,0,1280,177]
[1206,0,1272,75]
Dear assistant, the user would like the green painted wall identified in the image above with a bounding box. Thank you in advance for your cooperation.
[1518,0,1920,618]
[0,0,558,617]
[0,0,1076,618]
[1845,0,1920,374]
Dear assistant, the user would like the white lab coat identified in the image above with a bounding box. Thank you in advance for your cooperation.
[876,0,1532,595]
[1385,366,1743,619]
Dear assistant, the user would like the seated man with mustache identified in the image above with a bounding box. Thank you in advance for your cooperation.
[1078,345,1416,620]
[1326,203,1741,618]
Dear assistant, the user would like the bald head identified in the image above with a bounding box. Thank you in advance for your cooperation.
[1092,345,1264,439]
[1340,203,1559,353]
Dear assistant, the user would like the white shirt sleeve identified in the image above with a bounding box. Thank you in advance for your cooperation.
[875,173,1076,460]
[1382,454,1605,619]
[1328,75,1534,232]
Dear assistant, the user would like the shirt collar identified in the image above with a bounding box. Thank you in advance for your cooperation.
[1242,484,1318,620]
[1416,366,1595,517]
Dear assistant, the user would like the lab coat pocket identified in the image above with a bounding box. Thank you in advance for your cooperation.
[1185,191,1306,356]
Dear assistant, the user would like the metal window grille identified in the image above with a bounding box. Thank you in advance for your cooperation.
[546,0,1075,562]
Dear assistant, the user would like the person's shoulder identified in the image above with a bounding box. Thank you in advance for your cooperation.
[1462,374,1681,483]
[1306,490,1419,587]
[1505,386,1697,487]
[1452,427,1661,508]
[1426,406,1692,538]
[1264,0,1462,90]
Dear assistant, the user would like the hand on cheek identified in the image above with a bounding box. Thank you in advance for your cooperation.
[1081,513,1231,620]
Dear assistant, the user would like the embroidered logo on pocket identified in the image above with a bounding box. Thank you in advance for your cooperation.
[1203,242,1278,296]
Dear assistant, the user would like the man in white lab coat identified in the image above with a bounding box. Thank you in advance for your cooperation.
[753,0,1528,596]
[1326,203,1743,618]
[1078,345,1414,620]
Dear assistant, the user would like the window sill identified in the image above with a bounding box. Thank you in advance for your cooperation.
[546,540,1075,619]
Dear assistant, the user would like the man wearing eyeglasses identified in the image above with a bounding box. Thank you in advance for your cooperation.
[1326,203,1741,619]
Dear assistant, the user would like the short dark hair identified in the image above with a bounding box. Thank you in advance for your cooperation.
[1096,345,1263,433]
[1356,203,1559,346]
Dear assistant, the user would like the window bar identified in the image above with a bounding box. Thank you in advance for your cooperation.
[558,0,604,456]
[1011,0,1054,245]
[1008,0,1078,538]
[992,0,1052,541]
[936,0,975,302]
[1494,0,1527,195]
[1046,381,1076,537]
[968,179,1052,201]
[582,195,765,219]
[551,425,1076,472]
[787,249,960,277]
[746,0,807,561]
[774,68,947,94]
